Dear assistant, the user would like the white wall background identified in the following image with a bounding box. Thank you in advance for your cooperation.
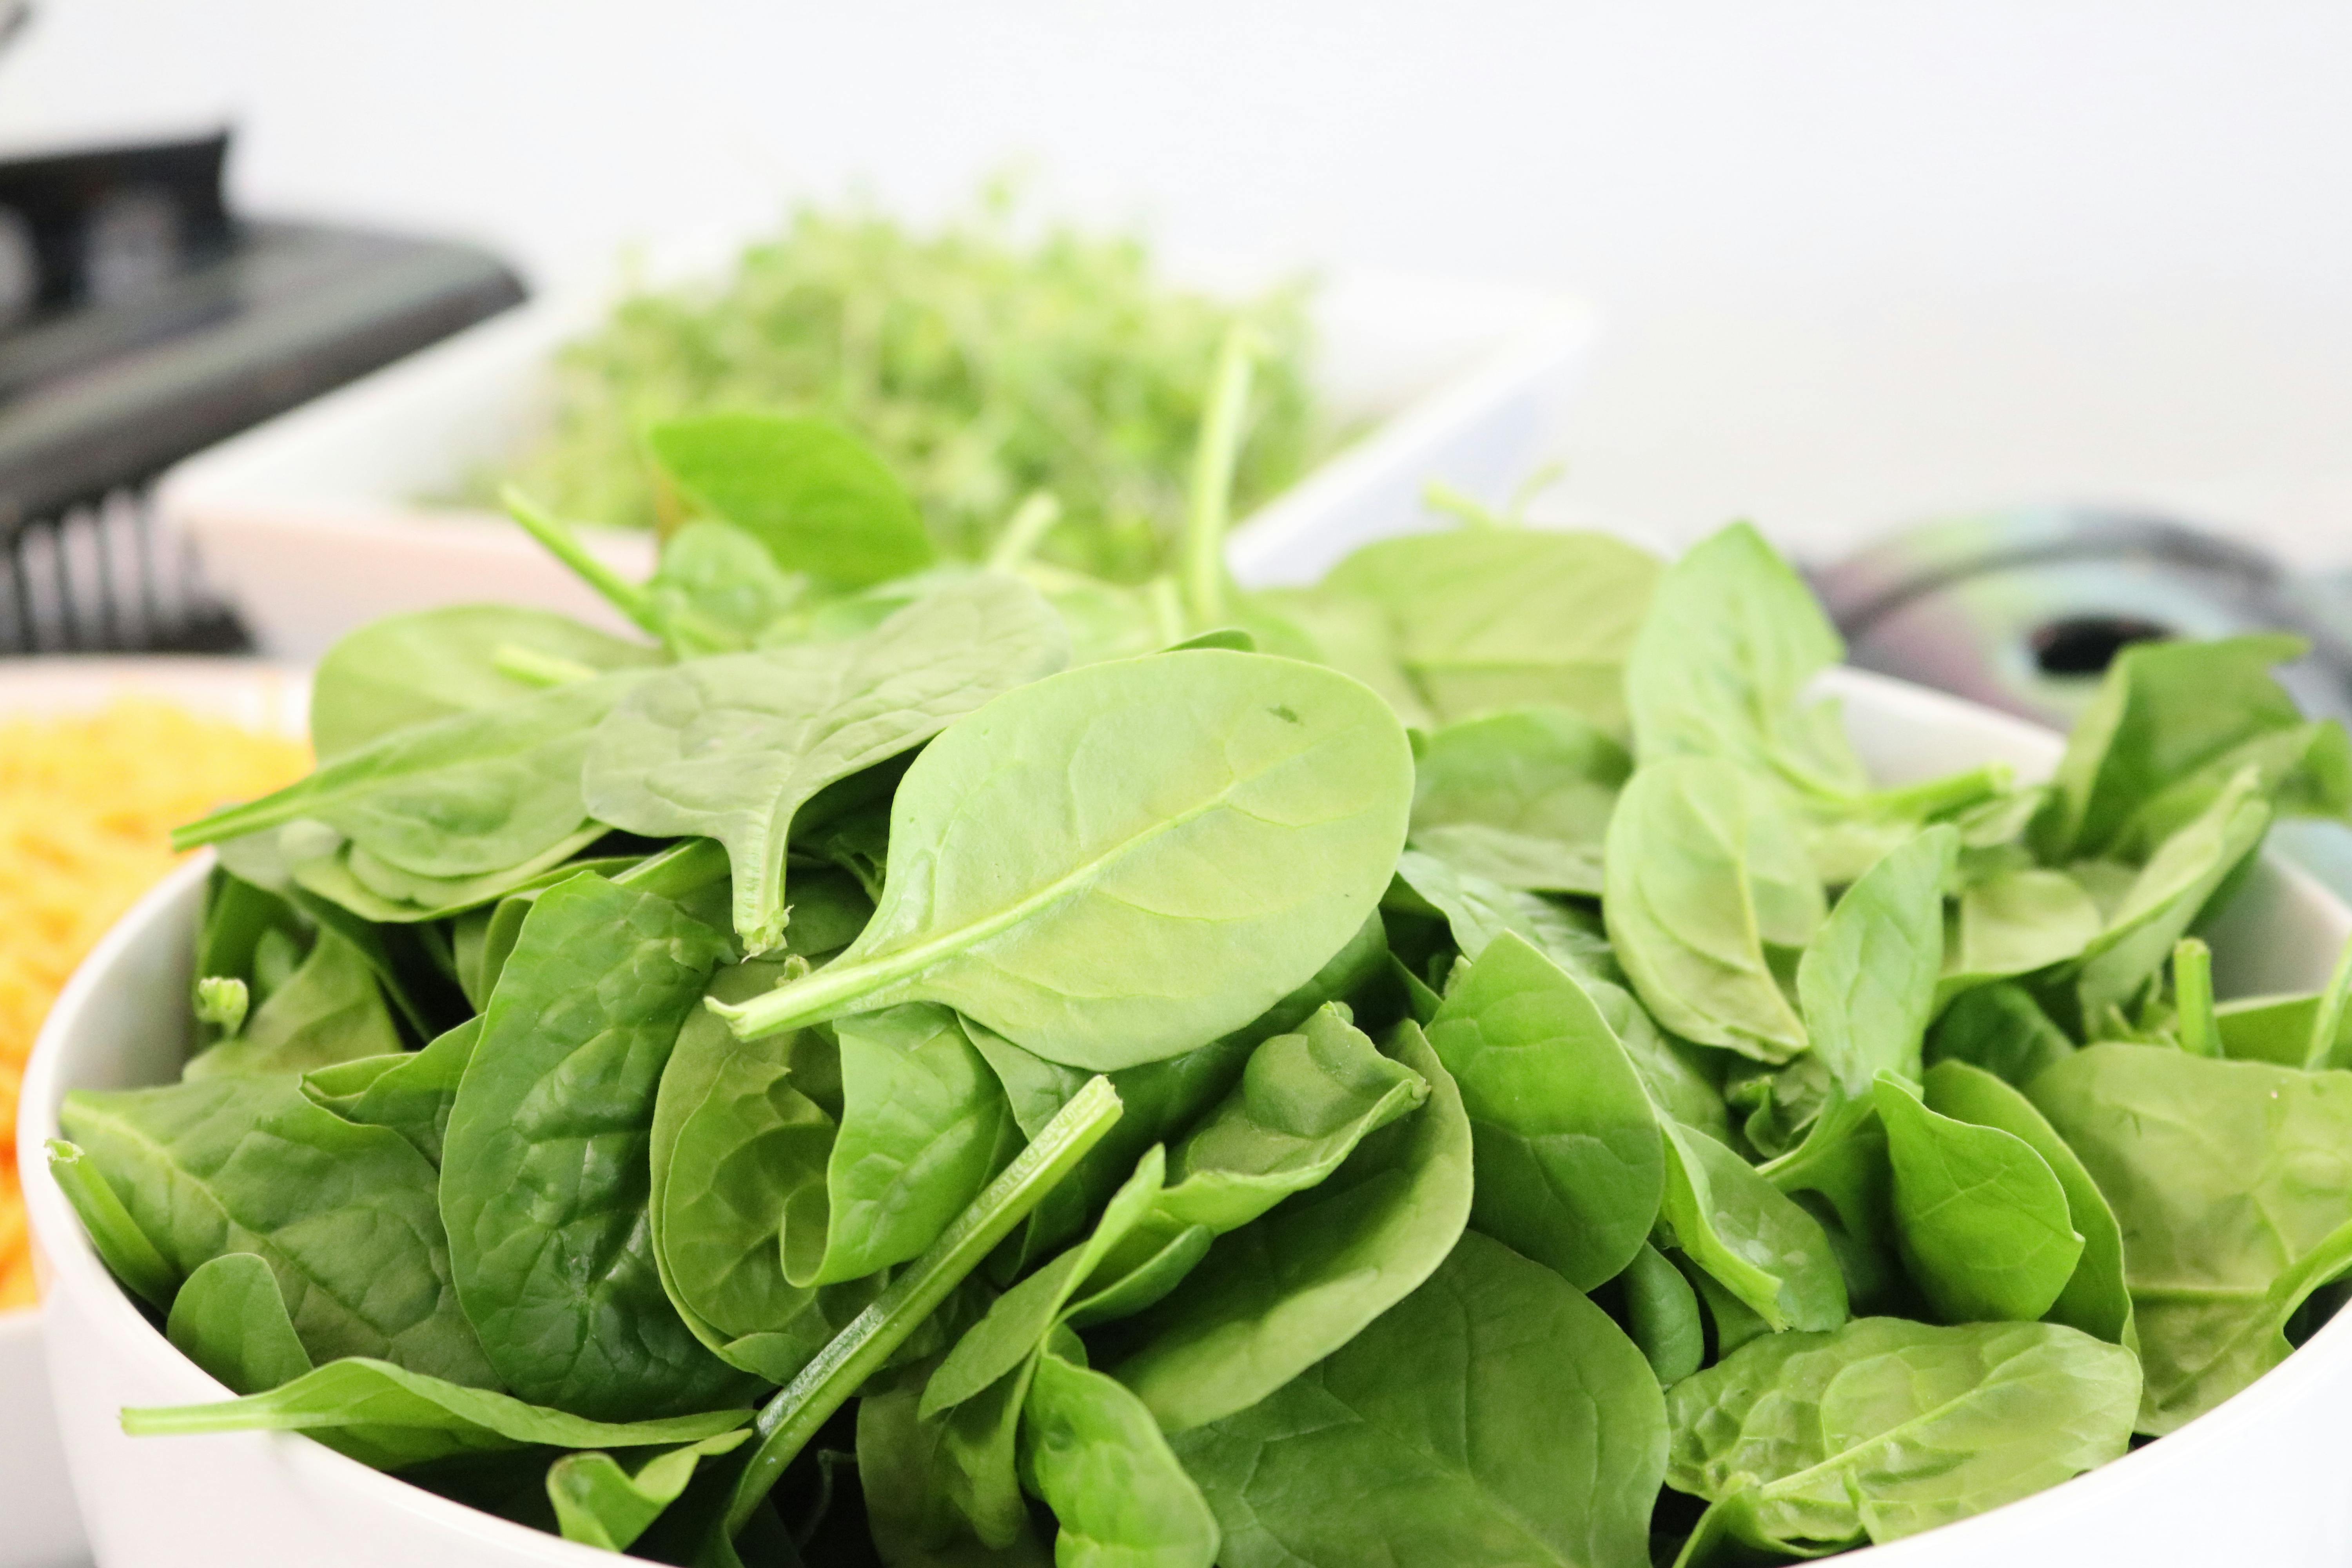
[4,0,2350,561]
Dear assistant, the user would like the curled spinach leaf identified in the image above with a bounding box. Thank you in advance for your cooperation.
[165,1252,314,1396]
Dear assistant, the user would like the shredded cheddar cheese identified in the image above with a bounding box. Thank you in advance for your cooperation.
[0,700,309,1308]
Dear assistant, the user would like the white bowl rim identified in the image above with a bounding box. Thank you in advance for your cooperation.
[17,672,2352,1564]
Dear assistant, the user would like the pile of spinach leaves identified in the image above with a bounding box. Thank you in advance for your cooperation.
[51,393,2352,1567]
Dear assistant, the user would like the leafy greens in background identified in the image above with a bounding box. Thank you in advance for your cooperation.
[60,388,2352,1567]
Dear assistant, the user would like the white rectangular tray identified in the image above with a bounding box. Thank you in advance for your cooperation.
[158,265,1595,658]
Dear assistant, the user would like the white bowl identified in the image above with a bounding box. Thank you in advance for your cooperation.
[18,668,2352,1566]
[158,265,1596,659]
[0,658,309,1568]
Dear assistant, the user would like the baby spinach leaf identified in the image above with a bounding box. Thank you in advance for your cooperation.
[1112,1021,1473,1431]
[1407,706,1630,894]
[174,671,648,876]
[301,1018,480,1168]
[1659,1118,1846,1333]
[1798,826,1955,1095]
[1390,848,1615,985]
[441,873,749,1419]
[1922,1061,2134,1348]
[2070,767,2272,1023]
[1872,1073,2083,1324]
[310,603,663,760]
[458,846,712,1005]
[548,1430,752,1551]
[1940,866,2103,1001]
[583,573,1068,952]
[1152,1003,1427,1236]
[1021,1344,1219,1568]
[2215,989,2326,1066]
[648,963,868,1386]
[1926,982,2075,1085]
[642,519,807,656]
[1664,1317,2139,1552]
[1247,583,1433,729]
[165,1252,314,1396]
[122,1357,751,1473]
[1624,522,1867,798]
[721,1077,1123,1537]
[1425,931,1662,1289]
[2029,1044,2352,1432]
[59,1076,494,1383]
[1320,526,1661,732]
[1616,1240,1705,1385]
[2035,633,2345,861]
[714,650,1413,1071]
[803,1004,1026,1286]
[185,927,401,1080]
[859,1359,1052,1567]
[1604,758,1822,1061]
[1169,1230,1666,1568]
[44,1140,176,1309]
[648,411,936,588]
[267,820,616,926]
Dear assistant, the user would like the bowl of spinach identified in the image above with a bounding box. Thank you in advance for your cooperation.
[20,412,2352,1567]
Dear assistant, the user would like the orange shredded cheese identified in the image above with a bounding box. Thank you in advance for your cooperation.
[0,699,309,1309]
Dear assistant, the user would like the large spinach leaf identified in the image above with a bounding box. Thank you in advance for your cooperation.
[1799,826,1954,1094]
[1664,1317,2138,1553]
[1169,1230,1666,1568]
[440,873,748,1419]
[582,573,1067,951]
[1425,931,1662,1288]
[714,650,1413,1070]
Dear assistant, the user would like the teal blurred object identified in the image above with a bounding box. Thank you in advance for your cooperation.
[1813,506,2352,902]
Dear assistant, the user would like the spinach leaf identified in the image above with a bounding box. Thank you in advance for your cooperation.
[583,573,1068,951]
[1624,522,1866,797]
[648,962,869,1386]
[1664,1317,2139,1553]
[1659,1117,1846,1332]
[1872,1073,2082,1324]
[1926,981,2075,1085]
[1021,1342,1220,1568]
[441,873,749,1419]
[1425,931,1662,1288]
[165,1252,314,1395]
[1922,1061,2134,1348]
[1319,526,1661,732]
[309,603,662,760]
[1798,826,1955,1095]
[1940,866,2103,1001]
[1389,848,1616,985]
[1111,1021,1472,1430]
[174,671,648,876]
[58,1076,494,1383]
[804,1004,1025,1285]
[262,819,616,926]
[714,650,1413,1071]
[185,927,401,1080]
[2069,767,2272,1022]
[122,1357,750,1472]
[300,1017,481,1167]
[1604,758,1822,1061]
[44,1140,176,1309]
[1616,1240,1705,1385]
[642,519,806,656]
[720,1077,1124,1538]
[1247,584,1434,729]
[859,1358,1052,1567]
[2215,989,2327,1066]
[1169,1230,1666,1568]
[2035,633,2348,861]
[648,411,936,588]
[2029,1044,2352,1432]
[1407,706,1629,894]
[547,1430,752,1551]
